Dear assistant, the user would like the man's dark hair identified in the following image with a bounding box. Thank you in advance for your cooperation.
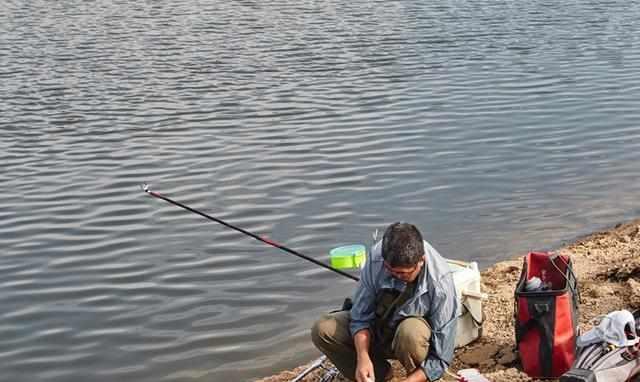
[381,222,425,267]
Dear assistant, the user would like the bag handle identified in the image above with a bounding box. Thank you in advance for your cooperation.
[513,256,529,339]
[549,253,581,304]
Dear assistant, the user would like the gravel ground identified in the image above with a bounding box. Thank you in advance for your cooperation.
[257,219,640,382]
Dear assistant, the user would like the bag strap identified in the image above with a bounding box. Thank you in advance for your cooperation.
[380,281,416,322]
[515,302,551,341]
[373,281,417,344]
[549,254,581,304]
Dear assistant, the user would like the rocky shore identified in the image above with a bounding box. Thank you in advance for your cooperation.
[257,219,640,382]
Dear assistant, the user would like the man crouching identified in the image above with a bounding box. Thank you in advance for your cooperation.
[312,222,457,382]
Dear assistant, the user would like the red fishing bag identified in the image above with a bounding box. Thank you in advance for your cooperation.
[514,252,580,379]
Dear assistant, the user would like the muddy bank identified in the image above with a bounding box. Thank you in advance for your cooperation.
[257,219,640,382]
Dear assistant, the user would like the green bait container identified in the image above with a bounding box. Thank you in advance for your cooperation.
[330,244,366,269]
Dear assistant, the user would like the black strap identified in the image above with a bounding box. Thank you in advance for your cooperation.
[383,282,416,321]
[517,300,556,377]
[374,282,416,343]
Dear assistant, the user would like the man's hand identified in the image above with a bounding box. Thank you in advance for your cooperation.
[355,355,375,382]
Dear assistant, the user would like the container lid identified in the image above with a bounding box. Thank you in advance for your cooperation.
[330,244,366,270]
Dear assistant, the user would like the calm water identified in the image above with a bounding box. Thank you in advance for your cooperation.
[2,1,640,381]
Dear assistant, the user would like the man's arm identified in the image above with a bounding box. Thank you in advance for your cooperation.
[353,328,375,382]
[350,244,382,382]
[420,278,458,381]
[349,243,379,336]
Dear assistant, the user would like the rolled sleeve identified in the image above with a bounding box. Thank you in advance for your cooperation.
[421,278,458,380]
[348,259,377,336]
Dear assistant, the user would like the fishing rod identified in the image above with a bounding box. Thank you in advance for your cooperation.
[290,355,327,382]
[142,183,360,282]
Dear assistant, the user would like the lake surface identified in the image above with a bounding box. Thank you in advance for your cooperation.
[2,1,640,381]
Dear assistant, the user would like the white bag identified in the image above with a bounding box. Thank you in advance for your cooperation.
[447,260,487,348]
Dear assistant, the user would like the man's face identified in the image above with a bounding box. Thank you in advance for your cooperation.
[383,259,424,283]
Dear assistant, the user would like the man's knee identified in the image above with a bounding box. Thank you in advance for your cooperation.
[393,317,431,356]
[311,311,351,348]
[311,314,337,345]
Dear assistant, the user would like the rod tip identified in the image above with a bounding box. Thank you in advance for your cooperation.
[141,183,150,193]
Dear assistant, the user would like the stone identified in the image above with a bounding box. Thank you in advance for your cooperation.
[627,279,640,306]
[496,348,518,365]
[458,344,500,365]
[479,359,496,369]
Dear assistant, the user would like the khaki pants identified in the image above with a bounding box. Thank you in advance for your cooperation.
[311,311,431,382]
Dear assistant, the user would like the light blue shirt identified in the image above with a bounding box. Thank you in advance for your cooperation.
[349,240,458,381]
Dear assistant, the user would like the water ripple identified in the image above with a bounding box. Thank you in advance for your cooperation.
[3,0,640,381]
